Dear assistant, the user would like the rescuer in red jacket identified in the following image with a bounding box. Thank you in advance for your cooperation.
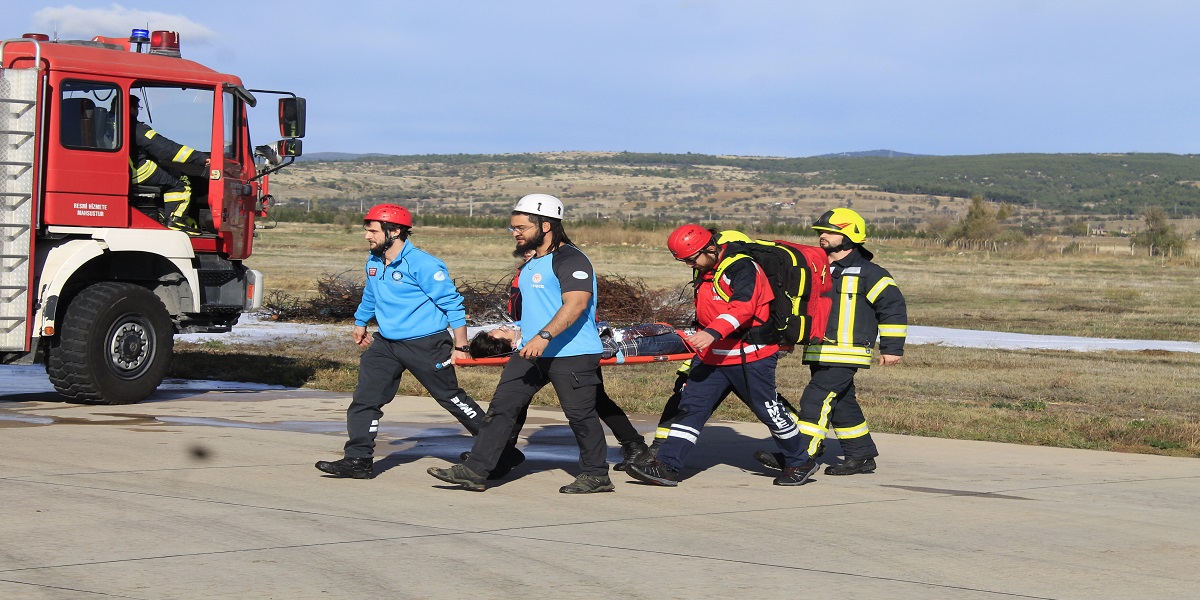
[627,224,820,487]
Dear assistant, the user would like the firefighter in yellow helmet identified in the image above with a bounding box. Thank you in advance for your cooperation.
[755,208,907,477]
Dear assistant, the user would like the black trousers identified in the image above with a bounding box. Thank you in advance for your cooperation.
[465,353,608,477]
[344,332,485,458]
[794,364,879,460]
[655,360,797,439]
[595,370,644,445]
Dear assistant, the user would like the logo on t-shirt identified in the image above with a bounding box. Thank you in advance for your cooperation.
[392,271,403,281]
[572,271,588,280]
[433,271,446,281]
[532,273,543,284]
[368,267,377,277]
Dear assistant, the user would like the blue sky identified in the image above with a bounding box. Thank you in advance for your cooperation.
[14,2,1200,157]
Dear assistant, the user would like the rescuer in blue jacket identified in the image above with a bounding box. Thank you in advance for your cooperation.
[315,204,487,479]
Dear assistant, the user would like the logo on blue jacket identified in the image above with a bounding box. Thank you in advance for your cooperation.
[392,271,403,282]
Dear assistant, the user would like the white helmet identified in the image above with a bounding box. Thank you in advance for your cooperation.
[513,194,564,219]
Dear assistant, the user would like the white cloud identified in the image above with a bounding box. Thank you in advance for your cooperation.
[33,4,216,44]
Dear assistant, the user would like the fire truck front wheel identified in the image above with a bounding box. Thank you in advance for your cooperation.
[47,282,175,404]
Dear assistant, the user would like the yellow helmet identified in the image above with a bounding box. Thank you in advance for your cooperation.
[715,229,752,244]
[812,208,867,244]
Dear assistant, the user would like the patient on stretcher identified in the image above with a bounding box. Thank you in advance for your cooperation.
[468,322,689,360]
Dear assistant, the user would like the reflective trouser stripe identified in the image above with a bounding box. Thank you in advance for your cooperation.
[798,389,836,456]
[164,178,192,219]
[133,160,158,183]
[668,423,700,444]
[834,422,870,439]
[765,395,800,439]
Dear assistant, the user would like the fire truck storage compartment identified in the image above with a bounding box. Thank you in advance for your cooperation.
[195,253,248,311]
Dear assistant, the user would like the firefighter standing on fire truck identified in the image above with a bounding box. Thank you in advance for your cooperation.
[128,94,209,235]
[756,208,907,477]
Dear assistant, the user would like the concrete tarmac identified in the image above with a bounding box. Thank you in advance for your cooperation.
[1,384,1197,599]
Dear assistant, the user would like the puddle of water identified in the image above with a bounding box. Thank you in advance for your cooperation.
[0,414,55,425]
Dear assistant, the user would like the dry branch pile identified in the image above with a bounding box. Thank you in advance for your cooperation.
[262,271,694,327]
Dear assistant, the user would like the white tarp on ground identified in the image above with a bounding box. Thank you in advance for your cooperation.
[906,326,1200,353]
[3,319,1196,397]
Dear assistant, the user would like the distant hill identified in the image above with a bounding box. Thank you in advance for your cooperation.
[812,149,925,158]
[299,152,392,162]
[283,150,1200,216]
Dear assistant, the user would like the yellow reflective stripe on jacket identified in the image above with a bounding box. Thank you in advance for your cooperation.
[711,254,750,302]
[172,146,195,163]
[865,277,896,303]
[836,275,859,344]
[879,323,907,338]
[802,344,873,365]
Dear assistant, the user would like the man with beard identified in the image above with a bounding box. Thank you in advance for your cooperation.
[627,225,815,487]
[428,194,614,493]
[755,208,907,477]
[315,204,489,479]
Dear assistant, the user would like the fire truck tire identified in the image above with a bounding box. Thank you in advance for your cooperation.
[47,282,174,405]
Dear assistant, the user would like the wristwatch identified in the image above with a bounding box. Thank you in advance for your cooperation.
[454,345,470,352]
[537,330,553,341]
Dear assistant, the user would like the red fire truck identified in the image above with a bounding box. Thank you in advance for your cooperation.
[0,29,305,403]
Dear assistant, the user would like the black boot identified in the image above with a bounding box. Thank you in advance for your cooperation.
[753,450,785,471]
[755,446,824,471]
[459,446,526,480]
[648,437,663,459]
[427,463,487,491]
[627,461,681,487]
[167,215,202,236]
[315,456,374,479]
[824,457,876,476]
[614,439,651,471]
[559,473,615,494]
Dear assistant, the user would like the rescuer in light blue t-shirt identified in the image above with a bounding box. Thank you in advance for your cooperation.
[428,194,613,494]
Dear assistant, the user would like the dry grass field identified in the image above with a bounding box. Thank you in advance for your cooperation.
[245,222,1200,341]
[165,221,1200,459]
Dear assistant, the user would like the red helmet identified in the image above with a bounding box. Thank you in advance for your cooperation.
[363,204,412,227]
[667,224,713,259]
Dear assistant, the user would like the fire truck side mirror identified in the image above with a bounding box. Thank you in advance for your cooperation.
[279,97,306,138]
[277,139,303,158]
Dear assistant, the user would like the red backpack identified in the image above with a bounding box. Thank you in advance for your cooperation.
[713,239,833,346]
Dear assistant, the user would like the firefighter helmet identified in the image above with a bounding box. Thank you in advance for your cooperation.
[812,208,867,244]
[513,194,565,219]
[364,204,413,227]
[668,224,714,260]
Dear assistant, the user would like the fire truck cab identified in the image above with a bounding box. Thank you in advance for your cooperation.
[0,30,305,403]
